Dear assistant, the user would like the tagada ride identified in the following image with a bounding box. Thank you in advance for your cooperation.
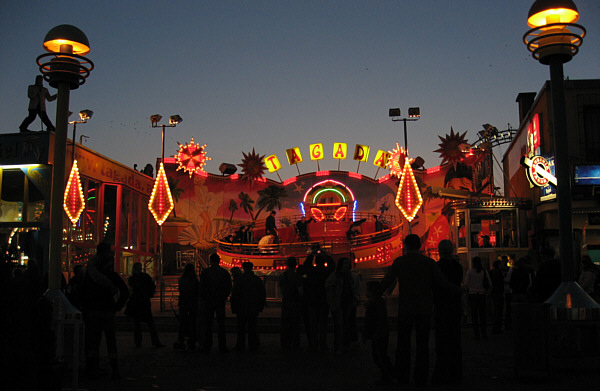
[214,211,403,274]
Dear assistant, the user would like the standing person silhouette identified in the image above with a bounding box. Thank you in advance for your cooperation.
[265,210,279,243]
[231,262,266,351]
[279,257,303,350]
[199,253,232,353]
[432,239,464,386]
[380,234,461,387]
[81,242,129,380]
[464,256,492,340]
[19,76,56,132]
[125,262,164,348]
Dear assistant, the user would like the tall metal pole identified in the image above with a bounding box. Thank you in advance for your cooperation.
[65,121,78,282]
[48,81,70,290]
[403,118,408,152]
[548,59,575,282]
[160,124,165,311]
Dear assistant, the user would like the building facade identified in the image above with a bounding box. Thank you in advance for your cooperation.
[0,132,159,278]
[503,79,600,265]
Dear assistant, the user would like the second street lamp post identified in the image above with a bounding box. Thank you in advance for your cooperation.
[523,1,598,310]
[149,114,181,311]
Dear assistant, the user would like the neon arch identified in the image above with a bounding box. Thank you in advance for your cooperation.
[301,179,357,221]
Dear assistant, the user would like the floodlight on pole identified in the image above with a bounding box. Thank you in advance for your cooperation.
[149,114,182,311]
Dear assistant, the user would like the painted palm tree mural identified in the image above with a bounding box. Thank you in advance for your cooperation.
[168,176,184,218]
[228,199,238,222]
[254,185,288,221]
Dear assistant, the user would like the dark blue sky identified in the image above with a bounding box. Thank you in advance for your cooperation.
[1,1,599,184]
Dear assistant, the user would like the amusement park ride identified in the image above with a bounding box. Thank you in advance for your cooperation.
[154,116,531,276]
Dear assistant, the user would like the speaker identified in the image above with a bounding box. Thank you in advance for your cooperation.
[219,163,237,175]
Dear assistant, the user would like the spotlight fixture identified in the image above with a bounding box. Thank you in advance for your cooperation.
[150,114,162,126]
[79,109,93,121]
[169,114,183,125]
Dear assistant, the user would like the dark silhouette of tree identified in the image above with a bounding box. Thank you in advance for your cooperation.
[254,185,287,221]
[168,176,184,218]
[228,199,238,222]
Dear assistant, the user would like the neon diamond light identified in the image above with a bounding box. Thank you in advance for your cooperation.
[395,157,423,222]
[148,163,174,225]
[64,160,85,226]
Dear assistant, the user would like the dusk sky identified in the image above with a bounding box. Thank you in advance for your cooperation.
[1,1,599,185]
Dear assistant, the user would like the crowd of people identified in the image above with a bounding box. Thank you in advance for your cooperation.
[2,237,599,389]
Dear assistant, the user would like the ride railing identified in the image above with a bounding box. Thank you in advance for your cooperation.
[213,212,397,245]
[215,217,402,260]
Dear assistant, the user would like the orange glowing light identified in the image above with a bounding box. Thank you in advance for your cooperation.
[311,207,326,222]
[333,206,348,221]
[175,138,211,177]
[387,143,407,178]
[64,160,85,225]
[395,157,423,222]
[148,163,174,226]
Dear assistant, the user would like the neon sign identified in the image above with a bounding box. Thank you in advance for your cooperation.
[64,160,85,226]
[395,157,423,222]
[148,163,174,226]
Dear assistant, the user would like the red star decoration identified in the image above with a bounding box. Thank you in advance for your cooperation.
[238,148,267,181]
[434,127,469,168]
[175,138,211,177]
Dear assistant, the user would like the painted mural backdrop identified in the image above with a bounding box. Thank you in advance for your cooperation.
[162,130,491,253]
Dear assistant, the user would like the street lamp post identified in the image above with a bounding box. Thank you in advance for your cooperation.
[523,1,598,309]
[65,110,93,281]
[389,107,421,152]
[149,114,181,311]
[37,25,94,291]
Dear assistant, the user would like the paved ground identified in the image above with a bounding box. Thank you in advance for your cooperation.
[59,300,599,391]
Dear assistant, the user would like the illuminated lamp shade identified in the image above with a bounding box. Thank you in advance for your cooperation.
[395,157,423,222]
[63,160,85,225]
[527,0,579,27]
[148,163,175,225]
[43,24,91,54]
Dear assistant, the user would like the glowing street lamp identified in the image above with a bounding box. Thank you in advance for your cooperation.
[37,25,94,291]
[523,1,597,310]
[149,114,182,310]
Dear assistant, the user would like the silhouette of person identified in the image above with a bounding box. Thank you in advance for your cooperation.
[509,256,535,303]
[296,216,313,242]
[529,248,561,303]
[363,280,394,385]
[326,257,356,354]
[481,235,493,247]
[373,215,383,232]
[432,239,464,386]
[464,256,492,340]
[231,262,266,351]
[579,255,600,300]
[199,253,232,353]
[380,234,461,387]
[175,263,199,351]
[304,252,331,351]
[125,262,164,348]
[279,256,303,350]
[66,264,85,311]
[19,75,56,132]
[490,260,505,334]
[81,242,129,380]
[265,210,279,243]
